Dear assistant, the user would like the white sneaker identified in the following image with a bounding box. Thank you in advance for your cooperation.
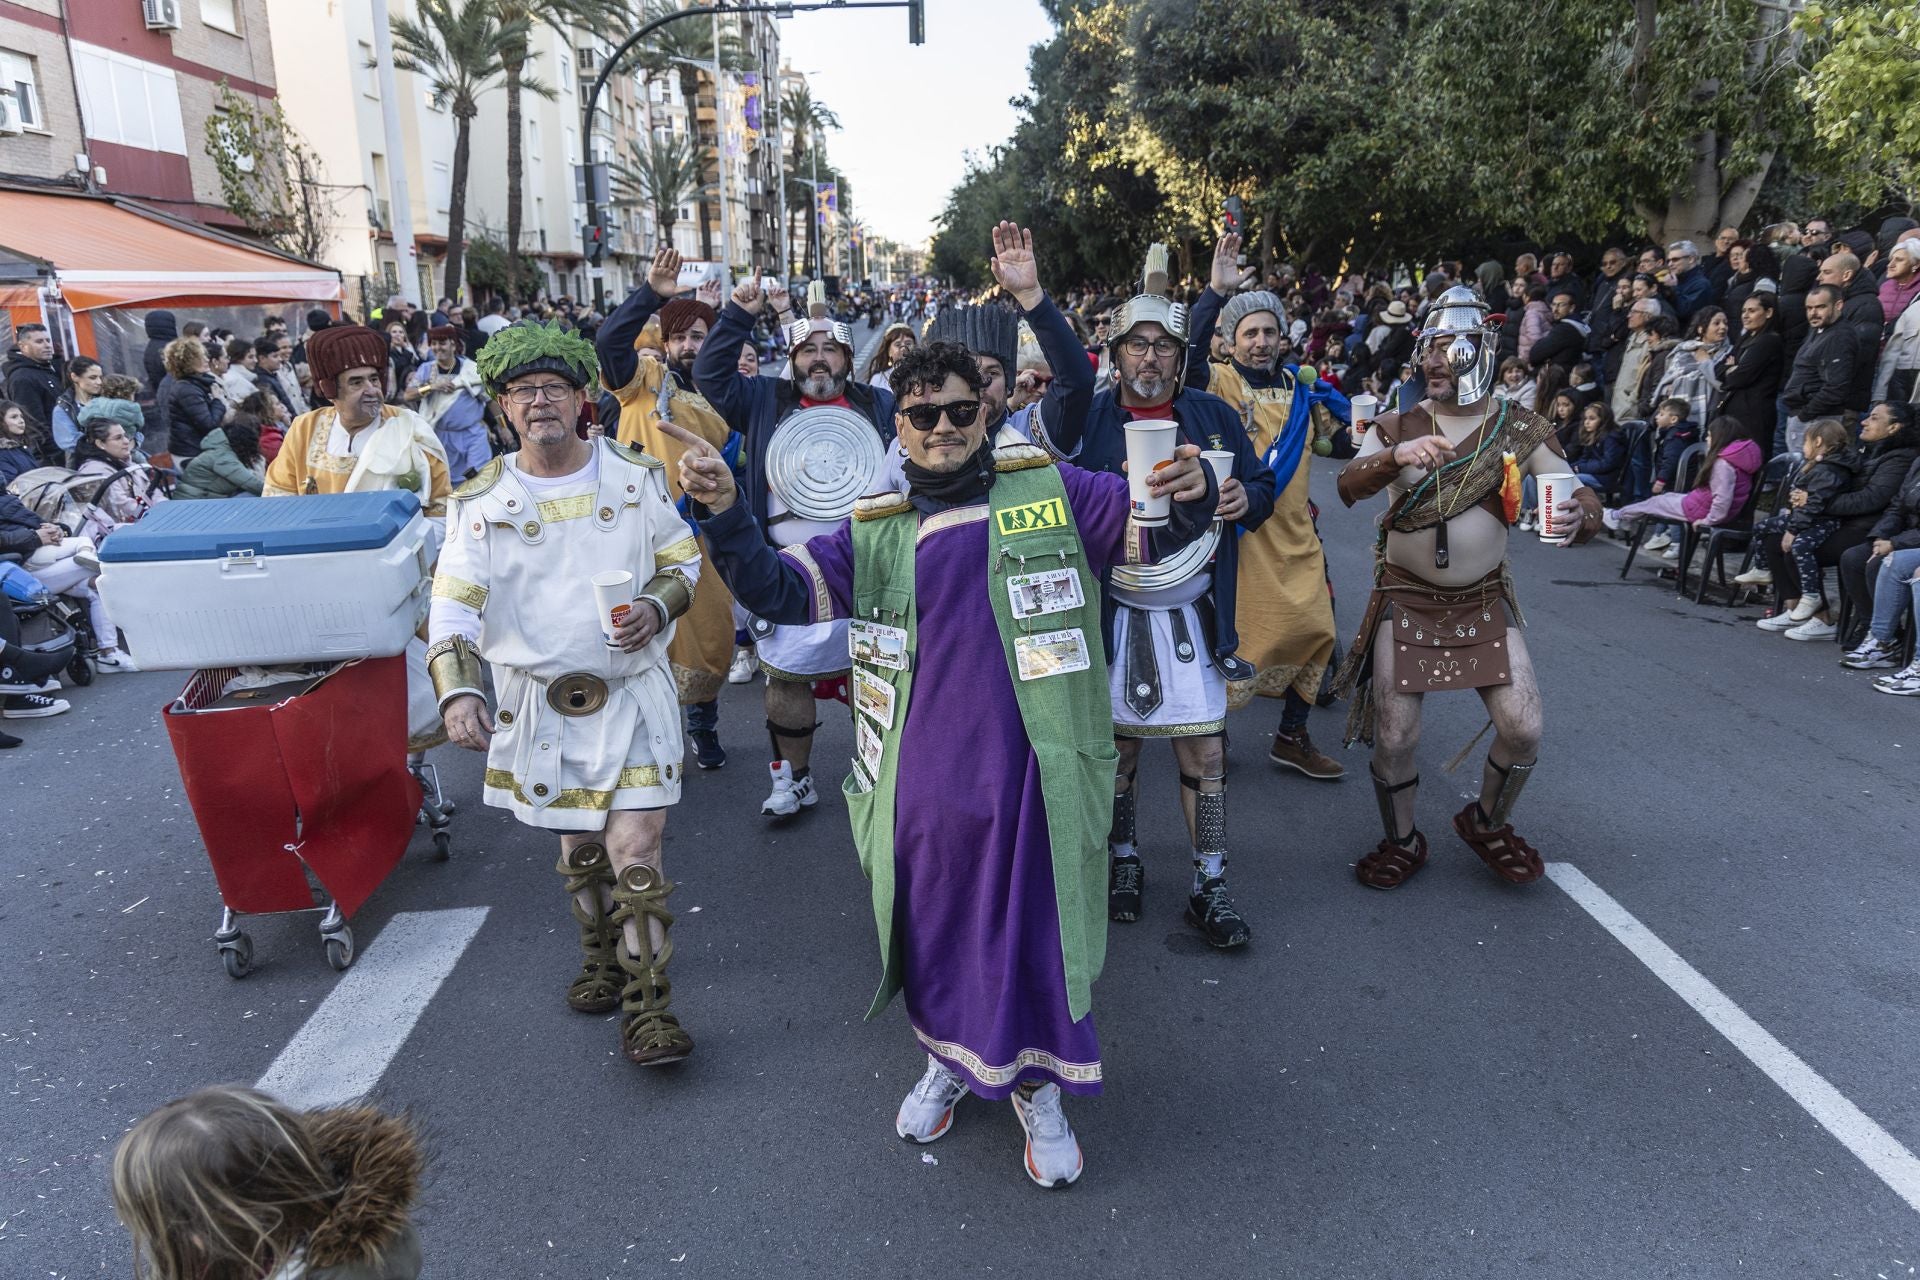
[1659,543,1681,561]
[761,760,817,817]
[1785,617,1837,641]
[2,693,70,719]
[1643,532,1672,552]
[1518,513,1536,532]
[1874,663,1920,695]
[1756,612,1798,632]
[727,647,757,684]
[1010,1083,1084,1188]
[1732,566,1772,585]
[1788,595,1826,623]
[895,1055,969,1143]
[94,649,141,673]
[1841,638,1900,670]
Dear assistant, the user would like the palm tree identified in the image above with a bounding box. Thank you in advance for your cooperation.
[624,1,749,262]
[490,0,619,305]
[388,0,525,302]
[781,84,840,275]
[612,133,704,244]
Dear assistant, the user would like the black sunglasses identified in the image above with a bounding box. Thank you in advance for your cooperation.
[899,399,982,431]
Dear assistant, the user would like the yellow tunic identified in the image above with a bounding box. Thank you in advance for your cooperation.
[1210,364,1338,709]
[613,357,736,704]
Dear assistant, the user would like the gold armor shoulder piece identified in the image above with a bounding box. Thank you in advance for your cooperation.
[452,457,504,499]
[852,491,913,521]
[993,443,1054,473]
[606,439,665,469]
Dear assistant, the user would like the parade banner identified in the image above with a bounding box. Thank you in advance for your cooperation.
[815,181,838,228]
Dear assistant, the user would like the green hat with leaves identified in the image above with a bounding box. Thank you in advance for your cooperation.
[473,321,599,398]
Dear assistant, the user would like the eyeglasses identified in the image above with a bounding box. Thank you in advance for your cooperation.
[1119,335,1183,358]
[1666,255,1689,265]
[503,382,577,405]
[898,399,982,431]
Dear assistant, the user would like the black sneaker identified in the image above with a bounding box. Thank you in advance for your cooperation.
[0,729,20,749]
[2,693,69,720]
[1185,877,1251,948]
[689,728,726,770]
[1108,855,1144,923]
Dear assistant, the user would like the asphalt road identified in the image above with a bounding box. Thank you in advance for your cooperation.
[6,436,1920,1279]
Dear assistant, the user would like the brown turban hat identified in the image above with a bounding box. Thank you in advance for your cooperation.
[305,325,390,397]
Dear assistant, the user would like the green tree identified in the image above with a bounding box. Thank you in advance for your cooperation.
[204,83,340,263]
[387,0,528,301]
[624,1,751,262]
[612,133,705,241]
[1796,0,1920,207]
[782,83,841,275]
[464,225,542,302]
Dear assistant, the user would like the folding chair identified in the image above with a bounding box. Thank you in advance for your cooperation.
[1621,443,1701,581]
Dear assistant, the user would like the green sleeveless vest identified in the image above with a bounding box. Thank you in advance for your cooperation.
[841,459,1118,1022]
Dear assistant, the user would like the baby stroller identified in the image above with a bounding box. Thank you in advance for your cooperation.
[0,559,82,692]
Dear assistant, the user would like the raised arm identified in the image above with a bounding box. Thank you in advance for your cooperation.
[1185,233,1252,391]
[988,221,1095,453]
[692,280,771,430]
[597,247,683,395]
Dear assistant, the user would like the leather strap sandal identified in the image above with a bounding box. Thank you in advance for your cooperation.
[1451,802,1545,884]
[1355,832,1428,889]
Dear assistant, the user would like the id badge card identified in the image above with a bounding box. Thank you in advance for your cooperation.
[855,714,884,778]
[1007,567,1084,621]
[853,667,897,730]
[1014,627,1092,681]
[849,618,909,671]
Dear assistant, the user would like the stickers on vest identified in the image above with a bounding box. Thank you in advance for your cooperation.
[994,496,1067,536]
[855,714,884,778]
[852,667,896,729]
[1006,566,1084,620]
[1014,627,1091,681]
[849,618,908,671]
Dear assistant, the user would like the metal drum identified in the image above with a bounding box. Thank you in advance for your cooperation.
[764,405,885,524]
[1109,522,1220,592]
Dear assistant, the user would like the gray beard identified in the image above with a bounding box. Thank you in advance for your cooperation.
[1125,373,1171,402]
[799,369,846,400]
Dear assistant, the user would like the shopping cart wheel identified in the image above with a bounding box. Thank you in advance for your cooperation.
[324,928,355,972]
[67,655,95,687]
[432,830,452,861]
[218,932,254,979]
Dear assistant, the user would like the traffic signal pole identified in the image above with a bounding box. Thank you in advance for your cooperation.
[580,1,924,295]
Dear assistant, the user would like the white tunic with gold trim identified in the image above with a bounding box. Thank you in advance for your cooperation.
[429,438,700,830]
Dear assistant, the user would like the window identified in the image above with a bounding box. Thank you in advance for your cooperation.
[370,152,391,229]
[201,0,239,34]
[358,41,378,100]
[71,43,186,153]
[0,49,43,130]
[576,46,596,72]
[431,160,450,215]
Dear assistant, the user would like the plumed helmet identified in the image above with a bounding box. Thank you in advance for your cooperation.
[473,320,599,398]
[1107,241,1191,392]
[785,316,855,361]
[923,304,1019,377]
[1414,284,1500,404]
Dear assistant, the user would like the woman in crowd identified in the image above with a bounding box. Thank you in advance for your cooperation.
[1823,401,1920,642]
[737,341,761,377]
[1591,275,1636,382]
[1516,280,1552,363]
[1715,293,1784,447]
[1749,419,1862,639]
[73,399,167,528]
[1653,306,1731,428]
[173,412,266,500]
[158,337,229,458]
[863,322,916,394]
[1838,424,1920,690]
[1602,415,1763,542]
[49,356,102,460]
[0,400,40,486]
[111,1085,425,1280]
[1874,238,1920,402]
[385,318,422,402]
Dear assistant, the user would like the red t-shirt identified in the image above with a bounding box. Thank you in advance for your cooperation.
[801,394,852,410]
[1125,400,1175,421]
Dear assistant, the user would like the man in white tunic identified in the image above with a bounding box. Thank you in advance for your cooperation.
[427,322,701,1067]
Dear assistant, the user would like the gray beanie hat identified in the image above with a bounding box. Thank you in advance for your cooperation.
[77,397,146,434]
[1219,290,1283,340]
[924,304,1019,376]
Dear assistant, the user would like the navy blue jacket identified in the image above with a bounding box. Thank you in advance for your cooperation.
[596,281,670,395]
[1045,383,1277,663]
[1004,293,1095,455]
[693,301,895,541]
[1567,430,1628,492]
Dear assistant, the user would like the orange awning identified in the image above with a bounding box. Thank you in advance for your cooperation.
[0,188,342,311]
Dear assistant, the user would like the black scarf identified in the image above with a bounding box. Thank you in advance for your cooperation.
[902,437,996,507]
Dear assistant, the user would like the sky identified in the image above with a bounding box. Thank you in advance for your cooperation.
[776,0,1055,248]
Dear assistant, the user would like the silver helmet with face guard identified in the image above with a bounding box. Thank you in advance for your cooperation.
[1415,284,1500,405]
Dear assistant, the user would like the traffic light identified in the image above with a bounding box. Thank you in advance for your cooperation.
[586,221,606,266]
[1223,195,1244,235]
[907,0,924,44]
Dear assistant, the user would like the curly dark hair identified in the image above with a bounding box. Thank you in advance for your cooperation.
[886,340,983,402]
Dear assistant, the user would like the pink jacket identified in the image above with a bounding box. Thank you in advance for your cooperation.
[1517,301,1552,363]
[1681,437,1764,524]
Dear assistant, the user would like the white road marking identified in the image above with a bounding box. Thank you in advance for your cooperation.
[255,907,489,1109]
[1548,862,1920,1215]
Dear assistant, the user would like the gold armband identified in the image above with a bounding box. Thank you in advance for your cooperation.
[637,567,693,626]
[425,634,486,711]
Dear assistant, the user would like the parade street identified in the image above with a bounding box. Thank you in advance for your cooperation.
[6,451,1917,1280]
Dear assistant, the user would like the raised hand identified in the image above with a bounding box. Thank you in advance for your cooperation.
[989,221,1043,309]
[766,280,792,315]
[658,420,736,513]
[647,246,683,298]
[1210,233,1245,294]
[732,277,766,316]
[696,278,724,310]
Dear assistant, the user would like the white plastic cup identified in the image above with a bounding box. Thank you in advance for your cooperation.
[1350,393,1378,436]
[1201,450,1235,520]
[591,569,636,645]
[1124,421,1179,526]
[1536,472,1578,541]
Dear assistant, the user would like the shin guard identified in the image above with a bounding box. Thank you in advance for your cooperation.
[555,842,619,1014]
[1477,756,1535,829]
[610,864,694,1066]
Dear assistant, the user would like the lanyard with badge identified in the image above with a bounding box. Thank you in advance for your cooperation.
[995,494,1090,681]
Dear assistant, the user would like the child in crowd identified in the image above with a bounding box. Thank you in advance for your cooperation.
[1565,401,1627,496]
[1640,397,1701,554]
[1602,414,1764,545]
[1493,356,1537,410]
[1742,418,1858,631]
[1518,390,1584,531]
[111,1085,425,1280]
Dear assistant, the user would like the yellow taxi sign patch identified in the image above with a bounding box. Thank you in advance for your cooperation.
[995,497,1067,536]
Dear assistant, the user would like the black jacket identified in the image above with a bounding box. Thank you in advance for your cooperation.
[141,310,177,395]
[1778,256,1818,362]
[1870,456,1920,548]
[163,371,224,456]
[1528,318,1589,371]
[1714,330,1784,444]
[1782,324,1863,420]
[252,366,295,418]
[1544,274,1587,313]
[1828,442,1920,530]
[2,349,59,431]
[1790,449,1862,531]
[0,490,45,558]
[1837,271,1886,410]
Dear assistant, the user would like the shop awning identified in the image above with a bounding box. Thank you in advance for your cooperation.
[0,188,342,311]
